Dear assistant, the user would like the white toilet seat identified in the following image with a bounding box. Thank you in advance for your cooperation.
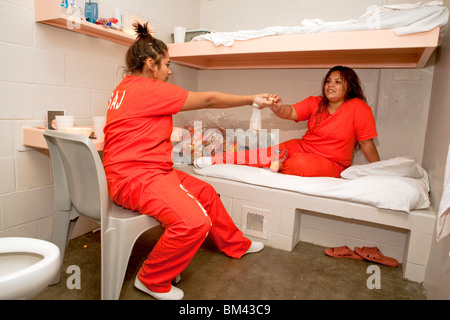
[0,237,60,300]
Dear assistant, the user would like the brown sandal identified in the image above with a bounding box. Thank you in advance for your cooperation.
[354,247,398,267]
[325,246,364,260]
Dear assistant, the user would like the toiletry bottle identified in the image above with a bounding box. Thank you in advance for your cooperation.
[85,0,98,23]
[61,0,68,14]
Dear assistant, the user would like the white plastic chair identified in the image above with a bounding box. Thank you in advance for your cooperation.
[43,130,160,300]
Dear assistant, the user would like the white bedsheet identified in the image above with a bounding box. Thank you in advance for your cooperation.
[193,1,448,46]
[193,157,430,213]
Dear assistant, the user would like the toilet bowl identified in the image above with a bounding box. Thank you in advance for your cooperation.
[0,237,60,300]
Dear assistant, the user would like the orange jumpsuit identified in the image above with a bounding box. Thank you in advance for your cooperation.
[103,75,251,293]
[213,96,378,178]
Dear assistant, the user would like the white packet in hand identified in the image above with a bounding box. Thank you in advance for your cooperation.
[249,107,261,131]
[250,96,264,131]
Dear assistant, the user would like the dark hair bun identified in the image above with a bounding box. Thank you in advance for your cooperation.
[133,22,152,39]
[125,21,168,75]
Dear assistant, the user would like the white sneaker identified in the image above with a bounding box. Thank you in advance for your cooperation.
[244,241,264,255]
[193,157,212,169]
[134,276,184,300]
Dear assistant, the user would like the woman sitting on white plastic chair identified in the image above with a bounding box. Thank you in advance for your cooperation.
[102,22,273,300]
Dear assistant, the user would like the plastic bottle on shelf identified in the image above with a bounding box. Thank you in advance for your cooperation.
[85,0,98,23]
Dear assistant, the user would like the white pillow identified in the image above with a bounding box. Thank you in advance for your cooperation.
[341,157,424,179]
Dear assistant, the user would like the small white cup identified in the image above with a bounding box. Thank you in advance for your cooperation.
[55,115,74,131]
[173,27,186,43]
[93,116,106,141]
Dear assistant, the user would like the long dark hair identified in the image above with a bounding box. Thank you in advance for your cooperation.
[313,66,366,130]
[124,22,168,75]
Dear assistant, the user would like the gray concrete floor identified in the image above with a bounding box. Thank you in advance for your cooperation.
[34,227,426,301]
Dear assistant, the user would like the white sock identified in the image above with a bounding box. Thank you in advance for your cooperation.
[134,276,184,300]
[244,241,264,255]
[193,157,212,169]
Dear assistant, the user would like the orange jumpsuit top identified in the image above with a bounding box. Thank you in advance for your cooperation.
[103,76,250,293]
[293,96,378,169]
[103,75,188,196]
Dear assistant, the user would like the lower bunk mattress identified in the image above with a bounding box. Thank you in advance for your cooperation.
[192,157,430,213]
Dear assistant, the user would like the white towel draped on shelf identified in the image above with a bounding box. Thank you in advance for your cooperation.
[193,1,449,46]
[437,144,450,241]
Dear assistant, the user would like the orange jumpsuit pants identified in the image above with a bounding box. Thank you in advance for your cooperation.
[110,168,251,293]
[212,139,342,178]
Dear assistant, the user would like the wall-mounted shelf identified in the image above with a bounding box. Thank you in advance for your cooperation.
[23,127,104,150]
[23,126,183,151]
[34,0,136,46]
[35,0,440,69]
[167,27,440,69]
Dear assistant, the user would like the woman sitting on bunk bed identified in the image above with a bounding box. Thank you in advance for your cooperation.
[195,66,381,178]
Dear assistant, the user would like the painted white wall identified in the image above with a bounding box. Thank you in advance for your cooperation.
[200,0,384,32]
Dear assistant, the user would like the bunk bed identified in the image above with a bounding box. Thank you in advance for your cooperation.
[167,2,447,69]
[170,3,449,283]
